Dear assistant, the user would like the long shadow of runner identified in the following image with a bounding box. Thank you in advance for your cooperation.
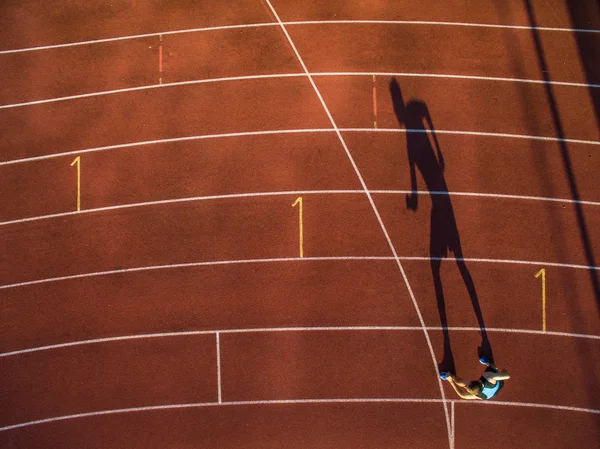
[390,78,493,373]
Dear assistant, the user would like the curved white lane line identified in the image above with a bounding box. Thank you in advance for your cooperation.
[0,23,278,54]
[1,19,598,54]
[318,72,600,88]
[1,326,598,359]
[1,71,598,110]
[0,128,329,166]
[0,398,597,432]
[1,189,598,229]
[470,399,600,414]
[0,73,305,109]
[1,127,598,168]
[289,19,600,33]
[0,256,598,291]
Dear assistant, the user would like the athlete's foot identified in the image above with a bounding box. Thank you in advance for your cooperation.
[477,339,494,364]
[479,356,492,366]
[439,371,452,380]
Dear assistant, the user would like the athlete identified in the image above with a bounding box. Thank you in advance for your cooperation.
[440,357,510,400]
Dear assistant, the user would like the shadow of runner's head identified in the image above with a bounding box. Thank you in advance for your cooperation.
[389,78,406,123]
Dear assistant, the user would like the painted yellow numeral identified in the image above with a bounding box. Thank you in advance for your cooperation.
[535,268,546,332]
[292,196,303,258]
[70,156,81,211]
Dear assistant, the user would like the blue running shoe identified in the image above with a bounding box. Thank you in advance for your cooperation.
[479,356,492,366]
[439,371,451,380]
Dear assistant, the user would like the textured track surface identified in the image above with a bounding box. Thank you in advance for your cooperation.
[1,1,599,448]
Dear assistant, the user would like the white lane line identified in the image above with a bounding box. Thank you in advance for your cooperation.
[1,71,598,110]
[0,128,330,166]
[0,398,597,432]
[317,72,600,88]
[1,19,598,54]
[0,128,327,166]
[1,189,598,229]
[1,326,598,359]
[348,128,600,146]
[0,330,215,357]
[0,255,598,291]
[0,23,278,54]
[221,326,600,340]
[450,401,455,448]
[467,400,600,414]
[0,73,305,110]
[288,20,600,33]
[263,2,453,448]
[216,332,222,404]
[1,127,598,168]
[377,190,600,206]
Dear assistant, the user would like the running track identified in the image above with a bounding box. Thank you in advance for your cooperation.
[0,1,599,448]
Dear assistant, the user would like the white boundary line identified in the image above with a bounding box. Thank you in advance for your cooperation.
[263,2,453,447]
[450,401,455,447]
[320,71,600,88]
[216,332,222,404]
[1,127,598,167]
[1,71,598,110]
[1,19,599,55]
[0,255,598,291]
[0,73,302,110]
[0,398,597,433]
[1,189,598,229]
[1,326,598,359]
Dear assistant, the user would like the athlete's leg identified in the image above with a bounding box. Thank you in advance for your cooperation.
[446,375,477,399]
[483,367,510,381]
[448,374,471,388]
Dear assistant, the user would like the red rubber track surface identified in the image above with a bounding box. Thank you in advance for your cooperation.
[1,1,599,448]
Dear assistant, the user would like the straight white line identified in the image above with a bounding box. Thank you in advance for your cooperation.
[0,23,278,54]
[1,326,597,359]
[287,20,600,33]
[0,190,334,227]
[216,332,223,404]
[262,2,453,447]
[0,255,598,291]
[0,398,596,432]
[450,401,455,447]
[469,400,600,414]
[0,128,329,166]
[223,398,443,406]
[1,71,598,110]
[346,127,600,147]
[1,19,598,54]
[221,326,600,340]
[1,188,598,229]
[0,73,305,110]
[1,127,598,168]
[316,71,600,88]
[0,330,215,357]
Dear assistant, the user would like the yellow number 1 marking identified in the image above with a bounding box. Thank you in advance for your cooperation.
[70,156,81,211]
[292,196,303,258]
[535,268,546,332]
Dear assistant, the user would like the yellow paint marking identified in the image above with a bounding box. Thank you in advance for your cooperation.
[535,268,546,332]
[372,74,377,128]
[159,34,163,84]
[70,156,81,211]
[292,196,304,258]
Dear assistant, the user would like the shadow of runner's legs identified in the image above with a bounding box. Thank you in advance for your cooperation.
[431,257,456,374]
[455,256,494,362]
[393,77,495,372]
